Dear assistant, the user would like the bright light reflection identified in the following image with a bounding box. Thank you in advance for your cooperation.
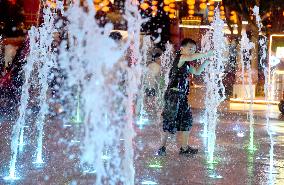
[71,140,80,143]
[237,132,245,137]
[141,180,158,185]
[136,116,148,129]
[209,174,223,179]
[148,159,163,169]
[101,155,110,160]
[3,175,20,181]
[83,169,96,174]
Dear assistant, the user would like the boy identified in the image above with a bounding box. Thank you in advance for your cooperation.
[158,38,213,156]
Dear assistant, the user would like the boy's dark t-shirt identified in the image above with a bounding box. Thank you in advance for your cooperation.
[162,51,194,133]
[166,51,194,95]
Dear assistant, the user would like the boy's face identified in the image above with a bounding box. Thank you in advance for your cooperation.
[181,43,196,55]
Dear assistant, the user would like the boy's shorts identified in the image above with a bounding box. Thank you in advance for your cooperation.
[162,90,193,134]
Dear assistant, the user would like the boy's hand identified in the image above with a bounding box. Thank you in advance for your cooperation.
[207,50,215,57]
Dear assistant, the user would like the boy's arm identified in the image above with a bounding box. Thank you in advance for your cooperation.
[180,50,214,62]
[188,60,210,75]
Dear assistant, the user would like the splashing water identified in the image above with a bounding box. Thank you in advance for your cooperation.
[58,1,144,184]
[159,42,174,108]
[5,31,34,181]
[201,31,211,138]
[254,5,275,184]
[252,6,263,32]
[71,86,83,125]
[137,36,152,127]
[240,31,256,152]
[202,7,227,164]
[5,7,58,180]
[33,7,58,165]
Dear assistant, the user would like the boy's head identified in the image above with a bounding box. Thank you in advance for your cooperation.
[180,38,197,55]
[109,31,123,43]
[151,48,162,64]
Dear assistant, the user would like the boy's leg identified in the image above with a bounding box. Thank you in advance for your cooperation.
[181,131,190,149]
[158,132,168,156]
[177,95,198,154]
[161,131,169,147]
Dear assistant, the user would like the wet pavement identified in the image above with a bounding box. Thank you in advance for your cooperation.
[0,93,284,185]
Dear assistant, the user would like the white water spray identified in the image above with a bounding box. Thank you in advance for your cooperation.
[33,8,57,165]
[202,7,227,163]
[58,1,144,184]
[253,5,275,184]
[240,31,255,151]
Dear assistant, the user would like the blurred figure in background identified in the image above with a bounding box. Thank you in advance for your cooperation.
[144,48,162,114]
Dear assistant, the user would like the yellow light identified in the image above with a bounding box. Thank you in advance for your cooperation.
[102,6,109,12]
[140,2,149,10]
[208,5,214,11]
[208,17,213,22]
[200,0,206,2]
[151,6,158,11]
[152,10,158,16]
[95,5,101,11]
[208,11,214,16]
[208,0,214,5]
[100,0,109,7]
[169,0,175,3]
[152,0,158,5]
[163,6,170,12]
[230,15,237,23]
[169,14,175,19]
[169,3,175,8]
[199,3,207,10]
[220,15,225,20]
[220,6,224,11]
[188,5,194,10]
[220,11,225,15]
[187,0,195,5]
[46,0,57,8]
[94,0,102,3]
[188,10,194,15]
[164,0,171,5]
[231,11,236,15]
[170,9,175,14]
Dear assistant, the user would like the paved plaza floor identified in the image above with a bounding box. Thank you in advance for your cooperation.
[0,92,283,185]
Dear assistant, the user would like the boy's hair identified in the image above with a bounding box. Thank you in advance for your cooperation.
[181,38,196,47]
[109,31,123,41]
[152,48,162,60]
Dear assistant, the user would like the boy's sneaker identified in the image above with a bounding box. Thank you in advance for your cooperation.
[157,146,166,156]
[179,146,198,155]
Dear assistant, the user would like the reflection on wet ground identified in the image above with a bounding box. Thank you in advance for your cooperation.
[0,102,284,185]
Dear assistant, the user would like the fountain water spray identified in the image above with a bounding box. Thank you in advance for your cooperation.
[58,1,144,184]
[159,42,174,108]
[122,1,147,182]
[202,8,227,165]
[253,6,275,184]
[201,31,211,139]
[137,36,152,128]
[5,28,35,182]
[33,7,58,165]
[71,86,83,125]
[5,7,58,179]
[240,31,255,152]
